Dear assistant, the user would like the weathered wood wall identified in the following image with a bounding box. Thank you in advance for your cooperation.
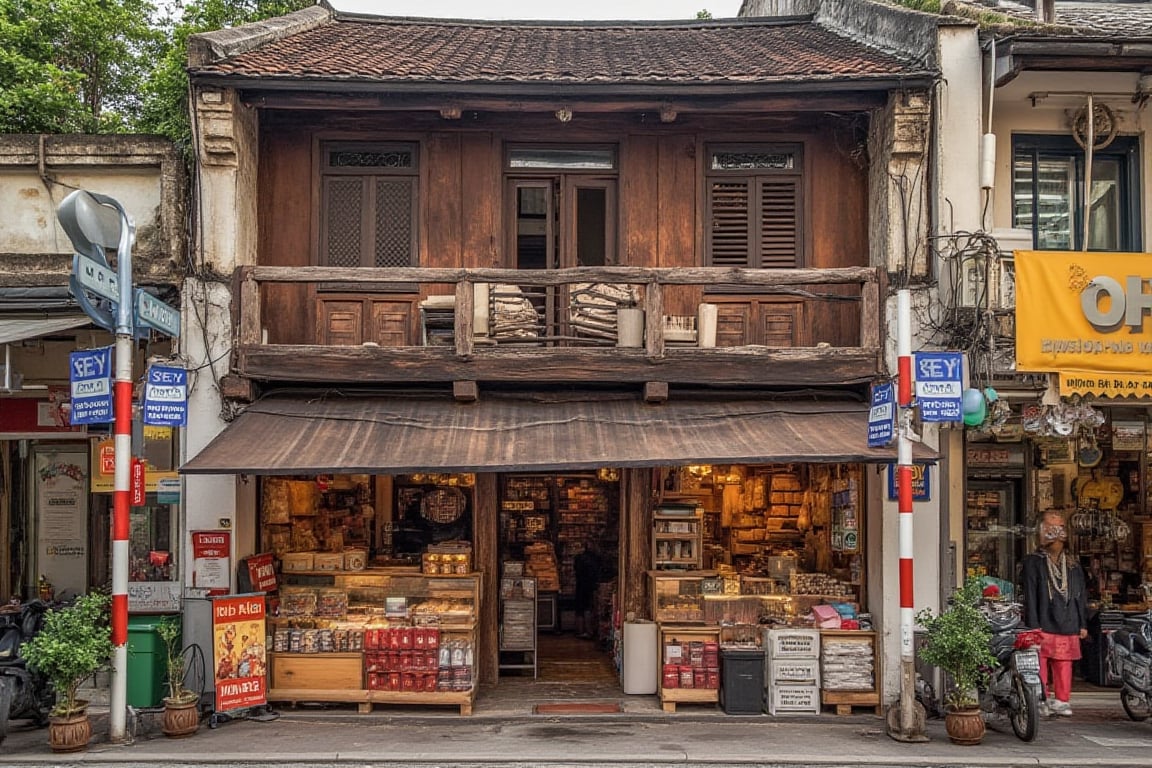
[256,112,869,345]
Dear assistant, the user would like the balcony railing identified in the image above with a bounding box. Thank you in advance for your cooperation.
[231,265,883,389]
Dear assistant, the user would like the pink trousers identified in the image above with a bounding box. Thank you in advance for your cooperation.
[1038,631,1080,703]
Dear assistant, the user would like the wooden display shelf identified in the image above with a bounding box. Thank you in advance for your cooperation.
[659,686,718,713]
[366,688,476,716]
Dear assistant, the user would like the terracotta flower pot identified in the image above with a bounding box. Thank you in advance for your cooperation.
[162,696,201,738]
[945,706,986,745]
[48,702,91,753]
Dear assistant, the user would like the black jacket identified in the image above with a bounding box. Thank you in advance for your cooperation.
[1021,550,1087,635]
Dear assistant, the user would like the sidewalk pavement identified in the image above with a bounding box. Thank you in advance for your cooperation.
[3,689,1152,766]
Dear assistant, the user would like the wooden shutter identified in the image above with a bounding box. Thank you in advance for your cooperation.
[708,180,752,267]
[322,177,366,267]
[373,178,416,267]
[321,174,416,268]
[757,178,800,268]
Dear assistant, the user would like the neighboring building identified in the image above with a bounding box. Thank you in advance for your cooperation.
[747,0,1152,695]
[179,2,943,710]
[0,134,185,609]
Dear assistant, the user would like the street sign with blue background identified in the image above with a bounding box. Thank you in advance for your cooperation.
[69,347,113,425]
[887,463,931,501]
[143,365,188,426]
[867,381,895,447]
[914,351,963,422]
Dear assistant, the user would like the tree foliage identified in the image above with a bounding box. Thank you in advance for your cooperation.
[20,592,113,716]
[915,577,997,710]
[137,0,313,151]
[0,0,162,132]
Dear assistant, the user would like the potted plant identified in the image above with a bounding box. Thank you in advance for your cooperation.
[19,592,112,752]
[916,577,997,745]
[156,616,200,738]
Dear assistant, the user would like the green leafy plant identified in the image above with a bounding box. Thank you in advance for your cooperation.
[915,577,997,710]
[20,593,113,717]
[157,615,197,705]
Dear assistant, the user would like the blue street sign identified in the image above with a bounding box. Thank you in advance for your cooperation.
[887,463,931,501]
[868,382,896,447]
[914,351,964,422]
[143,365,188,426]
[69,347,113,425]
[135,289,181,338]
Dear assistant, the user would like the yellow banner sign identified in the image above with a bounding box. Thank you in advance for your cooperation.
[1060,373,1152,398]
[1015,251,1152,376]
[89,438,178,493]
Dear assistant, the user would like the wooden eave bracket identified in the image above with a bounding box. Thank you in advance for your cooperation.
[454,380,479,403]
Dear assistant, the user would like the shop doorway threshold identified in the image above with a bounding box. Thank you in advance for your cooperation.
[533,701,623,715]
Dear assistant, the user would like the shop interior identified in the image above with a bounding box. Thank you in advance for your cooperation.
[966,406,1152,689]
[257,461,877,714]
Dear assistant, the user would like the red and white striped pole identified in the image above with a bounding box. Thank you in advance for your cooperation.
[892,288,925,740]
[109,205,135,743]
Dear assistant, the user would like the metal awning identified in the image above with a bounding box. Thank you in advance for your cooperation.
[181,392,936,475]
[0,315,91,345]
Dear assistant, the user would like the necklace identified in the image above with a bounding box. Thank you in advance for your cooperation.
[1046,550,1069,600]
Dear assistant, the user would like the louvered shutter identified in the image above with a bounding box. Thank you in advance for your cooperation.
[708,180,752,267]
[757,178,800,268]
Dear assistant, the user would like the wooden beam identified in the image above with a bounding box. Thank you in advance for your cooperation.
[453,380,479,402]
[249,265,878,288]
[644,282,664,358]
[219,374,257,402]
[455,280,474,358]
[237,344,880,386]
[238,266,262,346]
[473,474,499,687]
[644,381,669,403]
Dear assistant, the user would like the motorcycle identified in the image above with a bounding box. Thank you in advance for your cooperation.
[0,600,55,744]
[1107,610,1152,722]
[979,600,1043,742]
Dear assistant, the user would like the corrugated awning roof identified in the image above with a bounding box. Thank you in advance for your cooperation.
[0,315,91,345]
[181,393,935,475]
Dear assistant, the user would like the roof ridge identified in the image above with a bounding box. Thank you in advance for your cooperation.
[326,11,817,28]
[189,4,332,68]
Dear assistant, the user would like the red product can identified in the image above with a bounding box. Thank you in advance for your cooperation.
[414,628,427,649]
[679,665,694,689]
[402,672,417,691]
[399,628,413,649]
[388,628,401,650]
[387,671,401,691]
[424,672,438,692]
[706,668,720,690]
[694,668,707,688]
[365,629,379,650]
[427,629,440,649]
[662,664,680,689]
[426,650,439,670]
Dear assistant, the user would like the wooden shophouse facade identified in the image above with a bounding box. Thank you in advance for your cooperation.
[181,3,939,702]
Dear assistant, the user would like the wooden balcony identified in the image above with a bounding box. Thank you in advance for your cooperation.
[231,265,883,390]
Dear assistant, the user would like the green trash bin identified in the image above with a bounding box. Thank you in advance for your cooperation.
[126,616,170,708]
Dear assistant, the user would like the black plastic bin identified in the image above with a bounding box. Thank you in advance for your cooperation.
[720,647,765,715]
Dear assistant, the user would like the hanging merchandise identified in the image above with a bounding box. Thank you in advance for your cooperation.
[961,388,986,427]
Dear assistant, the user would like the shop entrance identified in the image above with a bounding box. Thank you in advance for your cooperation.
[497,471,621,690]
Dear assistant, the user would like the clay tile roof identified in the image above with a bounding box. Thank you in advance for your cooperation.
[192,15,926,86]
[943,0,1152,37]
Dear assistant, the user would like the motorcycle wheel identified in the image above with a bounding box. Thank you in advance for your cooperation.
[0,676,13,745]
[1009,673,1039,742]
[1121,687,1151,722]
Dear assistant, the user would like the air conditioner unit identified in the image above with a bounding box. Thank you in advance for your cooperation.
[990,228,1029,311]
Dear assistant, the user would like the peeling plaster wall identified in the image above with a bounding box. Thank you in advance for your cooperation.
[0,135,186,287]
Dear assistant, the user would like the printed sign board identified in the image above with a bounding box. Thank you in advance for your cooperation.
[143,364,188,426]
[68,347,113,425]
[192,530,231,595]
[867,382,895,448]
[887,463,931,501]
[914,351,963,422]
[212,594,267,713]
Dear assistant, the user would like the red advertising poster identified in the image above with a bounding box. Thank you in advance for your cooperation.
[246,553,277,593]
[130,458,145,506]
[212,594,267,712]
[191,530,231,596]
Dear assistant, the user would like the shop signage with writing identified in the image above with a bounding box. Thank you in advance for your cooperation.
[1016,251,1152,390]
[212,594,267,713]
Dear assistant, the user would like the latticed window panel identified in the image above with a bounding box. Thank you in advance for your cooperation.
[325,178,365,267]
[329,149,415,169]
[374,178,414,267]
[711,151,794,171]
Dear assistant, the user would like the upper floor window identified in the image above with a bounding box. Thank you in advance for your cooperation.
[1012,135,1140,251]
[320,142,419,267]
[706,144,803,269]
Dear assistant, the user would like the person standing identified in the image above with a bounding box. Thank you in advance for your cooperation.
[573,541,603,640]
[1021,510,1088,716]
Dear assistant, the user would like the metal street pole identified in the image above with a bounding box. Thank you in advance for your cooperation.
[109,199,135,744]
[888,288,927,742]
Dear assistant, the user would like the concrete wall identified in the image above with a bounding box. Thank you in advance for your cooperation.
[988,71,1147,241]
[0,135,186,287]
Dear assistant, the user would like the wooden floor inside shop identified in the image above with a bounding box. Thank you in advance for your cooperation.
[494,633,621,705]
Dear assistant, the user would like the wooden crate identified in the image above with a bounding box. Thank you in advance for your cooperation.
[271,651,363,691]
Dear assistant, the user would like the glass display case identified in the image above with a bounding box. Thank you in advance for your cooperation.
[650,572,711,623]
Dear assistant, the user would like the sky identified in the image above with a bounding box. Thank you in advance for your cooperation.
[326,0,744,20]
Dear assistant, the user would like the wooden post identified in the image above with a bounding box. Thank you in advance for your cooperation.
[860,274,880,350]
[644,281,664,358]
[455,279,474,357]
[622,468,652,620]
[238,266,262,346]
[473,473,499,686]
